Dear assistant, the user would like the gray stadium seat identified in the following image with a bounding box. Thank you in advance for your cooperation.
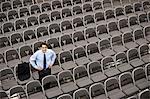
[0,53,7,70]
[94,11,106,25]
[143,25,150,42]
[57,94,73,99]
[138,12,149,28]
[62,0,72,7]
[52,0,62,10]
[8,9,19,21]
[145,63,150,81]
[138,89,150,99]
[23,0,33,6]
[61,20,73,34]
[30,4,41,15]
[73,88,90,99]
[41,2,51,12]
[1,2,12,12]
[0,12,7,23]
[13,0,22,9]
[27,15,39,27]
[19,7,30,18]
[0,36,11,52]
[38,13,50,25]
[0,91,9,99]
[72,17,85,31]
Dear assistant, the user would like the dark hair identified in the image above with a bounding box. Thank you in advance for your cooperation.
[40,42,48,47]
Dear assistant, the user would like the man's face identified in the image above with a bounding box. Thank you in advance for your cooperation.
[40,45,48,53]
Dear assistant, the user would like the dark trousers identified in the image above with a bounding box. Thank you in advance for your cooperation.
[38,68,51,82]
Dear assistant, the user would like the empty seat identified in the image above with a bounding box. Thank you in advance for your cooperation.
[119,72,139,96]
[121,0,130,5]
[51,58,63,75]
[1,2,12,12]
[143,25,150,42]
[72,5,83,16]
[27,15,39,27]
[72,17,85,31]
[72,31,88,47]
[94,11,106,25]
[0,12,7,23]
[92,0,103,11]
[101,56,120,77]
[41,2,51,12]
[104,8,116,22]
[115,52,133,72]
[15,18,27,31]
[39,13,50,25]
[138,89,150,99]
[124,4,135,17]
[133,2,143,14]
[132,67,149,90]
[0,68,18,91]
[58,50,77,70]
[26,80,46,99]
[30,4,41,15]
[0,36,11,52]
[0,53,7,70]
[32,41,43,53]
[58,70,78,93]
[42,75,63,98]
[110,35,127,53]
[4,48,21,68]
[61,7,72,20]
[2,22,15,34]
[89,83,107,99]
[59,34,75,51]
[48,23,61,38]
[86,43,103,61]
[61,20,73,34]
[112,0,121,7]
[87,61,107,82]
[138,12,150,28]
[62,0,72,7]
[98,39,115,56]
[142,0,150,12]
[73,46,90,65]
[122,32,138,49]
[104,77,125,99]
[115,6,126,19]
[102,0,113,9]
[23,0,33,6]
[52,0,62,10]
[82,3,93,15]
[19,7,30,18]
[57,94,72,99]
[73,65,93,87]
[145,63,150,81]
[0,91,9,99]
[13,0,22,9]
[72,0,82,5]
[73,88,90,99]
[8,9,19,21]
[127,48,145,68]
[10,32,25,48]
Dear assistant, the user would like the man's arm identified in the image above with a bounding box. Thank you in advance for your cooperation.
[48,51,56,68]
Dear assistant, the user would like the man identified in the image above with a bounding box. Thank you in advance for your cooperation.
[30,42,56,82]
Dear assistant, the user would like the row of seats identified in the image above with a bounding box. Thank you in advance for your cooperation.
[0,63,150,99]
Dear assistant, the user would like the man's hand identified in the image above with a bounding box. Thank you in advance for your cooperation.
[36,66,43,71]
[48,64,53,68]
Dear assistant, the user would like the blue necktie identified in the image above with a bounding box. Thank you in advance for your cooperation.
[43,53,46,70]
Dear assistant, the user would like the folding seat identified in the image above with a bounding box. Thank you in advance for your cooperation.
[96,24,111,40]
[0,91,9,99]
[102,0,113,10]
[8,9,19,21]
[72,31,88,47]
[73,46,90,65]
[133,2,143,14]
[73,88,90,99]
[87,61,107,82]
[10,32,25,48]
[0,12,7,23]
[59,50,77,70]
[119,72,139,96]
[133,28,148,45]
[107,20,122,37]
[132,67,149,90]
[32,41,43,53]
[42,75,63,98]
[23,29,38,44]
[5,48,21,68]
[72,5,83,16]
[101,56,120,77]
[115,6,126,19]
[35,0,43,4]
[61,7,72,20]
[57,94,72,99]
[15,18,27,31]
[84,27,99,43]
[143,25,150,42]
[36,26,50,41]
[72,17,85,31]
[46,37,62,54]
[0,36,11,52]
[59,34,75,51]
[25,80,46,99]
[122,32,138,49]
[118,18,132,34]
[110,35,127,53]
[138,89,150,99]
[23,0,33,6]
[51,58,63,75]
[98,39,115,57]
[142,0,150,12]
[104,77,125,99]
[94,11,106,25]
[58,70,78,93]
[0,68,18,91]
[81,0,91,3]
[51,10,62,22]
[127,48,145,68]
[127,96,137,99]
[72,0,82,5]
[104,8,116,22]
[48,23,61,38]
[82,3,93,15]
[41,2,51,12]
[19,7,30,18]
[138,44,150,63]
[51,0,62,10]
[128,15,142,30]
[0,53,7,70]
[84,14,96,28]
[9,85,27,99]
[30,4,41,15]
[2,22,15,34]
[145,63,150,81]
[124,4,136,17]
[13,0,22,9]
[112,0,121,7]
[19,44,33,62]
[86,43,103,61]
[115,52,133,72]
[138,12,149,28]
[39,13,50,25]
[120,0,130,6]
[27,15,39,28]
[62,0,72,7]
[61,20,73,34]
[92,0,103,11]
[1,2,12,12]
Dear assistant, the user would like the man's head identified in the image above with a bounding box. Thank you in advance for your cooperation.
[40,42,48,53]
